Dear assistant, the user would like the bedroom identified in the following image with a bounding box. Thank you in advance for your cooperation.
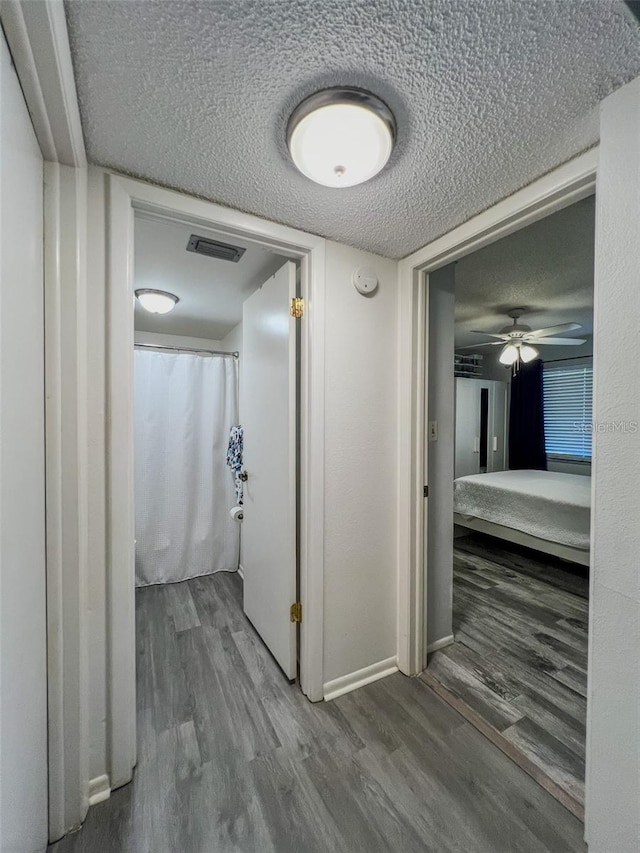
[422,195,594,819]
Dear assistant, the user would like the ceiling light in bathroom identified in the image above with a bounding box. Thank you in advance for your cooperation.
[135,289,179,314]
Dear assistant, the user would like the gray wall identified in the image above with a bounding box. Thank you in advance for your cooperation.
[426,264,455,648]
[586,77,640,853]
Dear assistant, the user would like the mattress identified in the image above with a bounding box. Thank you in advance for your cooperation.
[453,470,591,550]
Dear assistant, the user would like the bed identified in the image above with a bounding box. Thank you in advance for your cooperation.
[453,469,591,566]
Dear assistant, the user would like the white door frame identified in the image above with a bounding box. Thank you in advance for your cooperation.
[396,147,598,678]
[0,0,90,841]
[106,173,326,787]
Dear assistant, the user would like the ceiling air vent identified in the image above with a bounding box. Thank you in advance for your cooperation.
[186,234,246,263]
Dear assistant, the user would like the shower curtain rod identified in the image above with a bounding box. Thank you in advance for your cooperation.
[135,343,239,358]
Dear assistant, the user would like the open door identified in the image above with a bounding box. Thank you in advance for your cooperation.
[241,260,298,679]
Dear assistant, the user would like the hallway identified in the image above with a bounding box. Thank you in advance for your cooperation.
[50,573,586,853]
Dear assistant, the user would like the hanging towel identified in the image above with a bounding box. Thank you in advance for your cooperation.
[226,425,244,505]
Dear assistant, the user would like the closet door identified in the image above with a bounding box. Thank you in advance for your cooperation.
[488,381,508,472]
[241,261,298,679]
[454,378,481,478]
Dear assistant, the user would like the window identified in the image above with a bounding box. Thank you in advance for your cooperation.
[543,364,593,460]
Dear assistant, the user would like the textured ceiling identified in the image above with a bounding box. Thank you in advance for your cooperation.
[453,195,594,359]
[134,214,287,339]
[65,1,640,258]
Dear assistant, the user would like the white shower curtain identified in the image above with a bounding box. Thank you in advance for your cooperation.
[134,348,239,586]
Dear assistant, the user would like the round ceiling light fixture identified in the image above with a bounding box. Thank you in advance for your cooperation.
[287,87,396,188]
[135,289,179,315]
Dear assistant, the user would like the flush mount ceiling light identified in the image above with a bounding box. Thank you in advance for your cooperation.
[287,87,396,188]
[135,289,179,314]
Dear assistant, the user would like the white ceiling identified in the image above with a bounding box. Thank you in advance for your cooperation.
[134,215,287,339]
[452,195,594,359]
[65,1,640,259]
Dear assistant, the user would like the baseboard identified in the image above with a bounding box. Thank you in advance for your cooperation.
[323,656,398,702]
[427,634,454,654]
[88,774,111,806]
[237,564,244,580]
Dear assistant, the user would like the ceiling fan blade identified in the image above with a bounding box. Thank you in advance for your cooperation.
[470,331,508,339]
[525,322,582,339]
[528,337,587,346]
[456,341,505,349]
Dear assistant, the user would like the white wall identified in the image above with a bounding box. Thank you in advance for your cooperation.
[426,266,455,648]
[0,32,48,853]
[133,330,222,350]
[220,322,242,359]
[586,76,640,853]
[323,242,398,683]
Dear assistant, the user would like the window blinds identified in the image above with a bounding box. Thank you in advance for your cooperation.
[543,364,593,459]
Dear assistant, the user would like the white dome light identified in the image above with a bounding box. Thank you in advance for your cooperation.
[287,88,396,188]
[135,289,179,315]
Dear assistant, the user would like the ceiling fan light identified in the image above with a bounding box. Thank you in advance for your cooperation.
[499,344,518,366]
[135,289,179,314]
[520,344,539,363]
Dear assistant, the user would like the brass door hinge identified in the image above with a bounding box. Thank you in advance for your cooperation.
[290,297,304,319]
[290,601,302,623]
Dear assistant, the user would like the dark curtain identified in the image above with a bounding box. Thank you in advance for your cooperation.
[508,359,547,470]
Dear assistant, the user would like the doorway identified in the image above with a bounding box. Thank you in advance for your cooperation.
[104,174,326,790]
[132,212,299,677]
[421,196,594,819]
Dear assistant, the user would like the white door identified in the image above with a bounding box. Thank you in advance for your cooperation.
[0,31,48,853]
[488,381,508,473]
[241,261,297,679]
[454,377,481,478]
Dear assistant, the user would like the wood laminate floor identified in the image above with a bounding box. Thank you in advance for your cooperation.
[424,534,588,813]
[50,570,586,853]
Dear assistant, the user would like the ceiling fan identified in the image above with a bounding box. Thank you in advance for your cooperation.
[458,308,586,371]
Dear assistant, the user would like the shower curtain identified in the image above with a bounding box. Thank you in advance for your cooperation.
[134,348,239,586]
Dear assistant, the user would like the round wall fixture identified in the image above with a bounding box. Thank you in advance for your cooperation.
[135,289,179,314]
[287,87,396,188]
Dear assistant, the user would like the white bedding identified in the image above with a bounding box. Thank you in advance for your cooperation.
[453,470,591,550]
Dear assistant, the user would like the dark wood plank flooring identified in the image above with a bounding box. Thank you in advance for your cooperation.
[50,570,586,852]
[423,534,588,812]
